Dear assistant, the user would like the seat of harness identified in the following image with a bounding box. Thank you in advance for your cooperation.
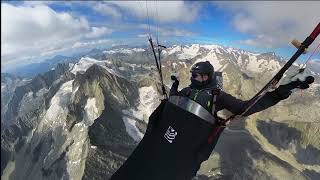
[168,95,216,125]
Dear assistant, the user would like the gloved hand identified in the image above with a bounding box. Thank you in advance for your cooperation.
[274,75,314,99]
[171,75,179,89]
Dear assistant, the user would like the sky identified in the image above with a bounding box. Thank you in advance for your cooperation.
[1,1,320,71]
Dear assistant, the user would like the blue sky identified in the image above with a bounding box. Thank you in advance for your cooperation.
[1,1,320,70]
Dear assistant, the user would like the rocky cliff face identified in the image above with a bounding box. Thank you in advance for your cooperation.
[1,44,319,180]
[1,73,25,128]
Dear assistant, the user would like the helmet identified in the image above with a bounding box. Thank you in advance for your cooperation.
[190,61,214,78]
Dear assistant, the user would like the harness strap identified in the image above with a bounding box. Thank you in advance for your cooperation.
[211,89,219,115]
[208,89,224,144]
[207,126,225,144]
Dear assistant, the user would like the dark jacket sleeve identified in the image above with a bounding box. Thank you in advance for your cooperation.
[216,90,287,116]
[169,83,179,96]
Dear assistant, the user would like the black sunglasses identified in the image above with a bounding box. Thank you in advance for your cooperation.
[192,73,201,78]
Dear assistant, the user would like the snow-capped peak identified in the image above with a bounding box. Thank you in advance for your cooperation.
[103,48,145,54]
[70,57,124,78]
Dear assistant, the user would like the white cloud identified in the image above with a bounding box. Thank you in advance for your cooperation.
[106,1,200,23]
[239,34,276,48]
[22,1,53,7]
[137,34,149,38]
[139,24,196,37]
[1,3,113,67]
[308,59,320,64]
[85,27,113,38]
[93,3,122,19]
[71,39,112,49]
[214,2,320,48]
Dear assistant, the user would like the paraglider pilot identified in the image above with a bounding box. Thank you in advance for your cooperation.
[169,61,314,176]
[111,61,314,180]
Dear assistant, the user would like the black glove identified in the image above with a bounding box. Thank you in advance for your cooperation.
[171,75,179,89]
[274,76,314,99]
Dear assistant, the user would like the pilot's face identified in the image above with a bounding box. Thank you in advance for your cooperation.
[191,73,209,82]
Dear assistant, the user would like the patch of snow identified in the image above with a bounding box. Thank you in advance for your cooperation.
[168,44,200,60]
[36,88,48,97]
[119,67,126,71]
[111,93,120,101]
[71,86,79,102]
[161,50,168,56]
[71,159,81,165]
[310,83,320,89]
[22,78,32,82]
[226,48,233,54]
[66,121,88,178]
[103,48,145,54]
[167,46,181,55]
[75,122,86,128]
[132,48,145,52]
[177,53,193,59]
[267,59,281,71]
[177,44,200,59]
[245,54,281,73]
[194,50,222,70]
[246,56,261,73]
[70,57,125,78]
[124,86,159,121]
[83,98,99,126]
[104,49,130,54]
[105,60,112,64]
[69,63,75,71]
[121,86,160,141]
[220,64,228,72]
[293,62,300,67]
[215,48,222,54]
[237,56,244,66]
[232,52,238,57]
[179,62,187,68]
[122,116,144,142]
[40,80,73,130]
[136,86,159,120]
[172,63,177,69]
[90,146,97,149]
[201,44,220,50]
[71,57,100,74]
[26,129,35,143]
[104,66,125,78]
[122,110,132,116]
[129,63,137,71]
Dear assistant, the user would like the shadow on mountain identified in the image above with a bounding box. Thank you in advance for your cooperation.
[241,72,253,80]
[257,120,301,149]
[214,124,307,179]
[296,144,320,165]
[83,100,137,180]
[303,169,320,180]
[257,120,320,166]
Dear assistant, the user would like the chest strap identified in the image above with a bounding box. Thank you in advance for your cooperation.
[168,96,216,125]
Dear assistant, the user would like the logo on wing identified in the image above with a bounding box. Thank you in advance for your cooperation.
[164,126,178,143]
